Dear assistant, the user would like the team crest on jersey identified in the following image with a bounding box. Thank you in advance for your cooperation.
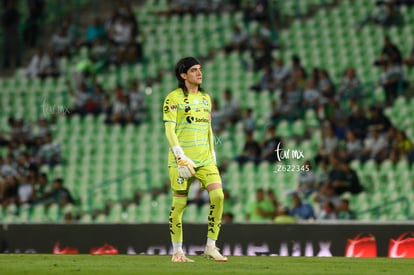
[177,177,184,184]
[170,105,177,110]
[202,98,208,105]
[164,98,170,113]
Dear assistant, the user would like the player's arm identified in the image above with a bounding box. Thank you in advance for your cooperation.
[165,122,196,178]
[163,95,195,178]
[163,94,181,149]
[208,122,216,164]
[165,121,179,147]
[208,96,216,164]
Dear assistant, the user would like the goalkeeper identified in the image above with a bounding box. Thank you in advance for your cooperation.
[163,57,227,263]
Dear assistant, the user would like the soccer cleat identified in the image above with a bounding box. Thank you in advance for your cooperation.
[171,251,194,263]
[204,246,228,262]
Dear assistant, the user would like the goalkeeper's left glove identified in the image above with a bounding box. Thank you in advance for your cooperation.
[177,158,196,178]
[172,146,196,178]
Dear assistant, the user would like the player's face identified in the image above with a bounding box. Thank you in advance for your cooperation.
[181,64,202,86]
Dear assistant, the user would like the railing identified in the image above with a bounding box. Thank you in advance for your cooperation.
[86,168,149,211]
[356,196,411,220]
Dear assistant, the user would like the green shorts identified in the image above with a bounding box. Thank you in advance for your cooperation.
[168,165,222,194]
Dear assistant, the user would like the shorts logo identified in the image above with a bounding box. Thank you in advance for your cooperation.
[206,173,218,176]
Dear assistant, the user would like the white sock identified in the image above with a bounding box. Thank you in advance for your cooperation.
[172,242,183,253]
[206,237,216,247]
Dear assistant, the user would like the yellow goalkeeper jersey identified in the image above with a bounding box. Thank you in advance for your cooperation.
[163,88,214,168]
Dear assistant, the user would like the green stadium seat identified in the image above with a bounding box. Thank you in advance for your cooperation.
[79,213,92,223]
[292,119,306,137]
[30,204,45,223]
[276,119,291,138]
[95,213,108,223]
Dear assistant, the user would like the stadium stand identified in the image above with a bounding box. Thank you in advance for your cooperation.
[0,0,413,224]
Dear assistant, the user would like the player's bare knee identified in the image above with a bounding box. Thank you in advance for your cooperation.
[206,183,222,192]
[173,191,188,197]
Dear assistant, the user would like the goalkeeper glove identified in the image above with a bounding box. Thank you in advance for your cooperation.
[172,146,196,178]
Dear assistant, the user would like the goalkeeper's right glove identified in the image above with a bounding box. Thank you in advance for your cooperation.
[172,146,196,178]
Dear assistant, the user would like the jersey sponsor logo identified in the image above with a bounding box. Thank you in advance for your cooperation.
[195,117,209,123]
[186,116,195,124]
[186,116,209,124]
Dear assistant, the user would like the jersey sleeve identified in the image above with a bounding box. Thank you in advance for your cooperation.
[207,94,214,151]
[205,94,212,113]
[163,93,178,123]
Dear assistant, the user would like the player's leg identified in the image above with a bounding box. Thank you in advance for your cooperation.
[170,193,194,262]
[196,165,227,262]
[168,167,194,262]
[204,183,227,262]
[206,183,224,246]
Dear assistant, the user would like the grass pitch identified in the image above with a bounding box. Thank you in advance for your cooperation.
[1,255,414,275]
